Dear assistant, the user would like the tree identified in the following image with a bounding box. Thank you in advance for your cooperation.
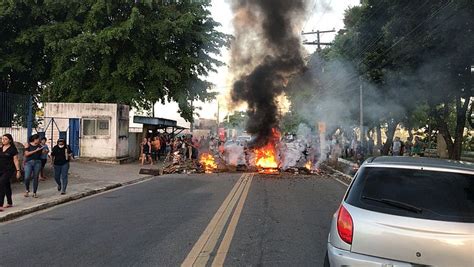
[327,0,473,159]
[0,0,230,122]
[280,111,304,134]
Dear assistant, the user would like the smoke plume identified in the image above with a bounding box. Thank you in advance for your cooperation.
[229,0,309,147]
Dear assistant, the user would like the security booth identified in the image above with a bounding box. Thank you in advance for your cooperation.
[133,116,187,138]
[43,103,130,161]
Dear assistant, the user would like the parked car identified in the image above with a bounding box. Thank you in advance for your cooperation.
[326,156,474,266]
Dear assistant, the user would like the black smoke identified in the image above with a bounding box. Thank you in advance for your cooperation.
[230,0,308,147]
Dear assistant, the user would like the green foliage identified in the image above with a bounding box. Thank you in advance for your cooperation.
[280,111,304,134]
[327,0,473,158]
[0,0,230,121]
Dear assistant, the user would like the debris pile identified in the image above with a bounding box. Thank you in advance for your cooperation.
[161,126,326,176]
[199,153,218,173]
[162,159,203,174]
[162,151,227,174]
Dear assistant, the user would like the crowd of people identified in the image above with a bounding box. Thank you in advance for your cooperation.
[0,133,73,212]
[329,134,427,166]
[139,133,224,165]
[390,136,426,157]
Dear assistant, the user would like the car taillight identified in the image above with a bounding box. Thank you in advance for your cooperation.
[337,205,353,244]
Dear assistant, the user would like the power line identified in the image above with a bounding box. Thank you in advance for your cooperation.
[319,0,455,95]
[314,0,333,28]
[302,1,320,31]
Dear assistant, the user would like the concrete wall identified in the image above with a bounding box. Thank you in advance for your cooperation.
[116,105,130,158]
[44,103,129,159]
[128,132,143,159]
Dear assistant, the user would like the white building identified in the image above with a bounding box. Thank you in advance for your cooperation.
[43,103,130,161]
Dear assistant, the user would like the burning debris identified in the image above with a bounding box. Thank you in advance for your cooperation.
[162,1,320,175]
[199,153,218,173]
[161,126,325,176]
[253,129,280,174]
[163,152,223,174]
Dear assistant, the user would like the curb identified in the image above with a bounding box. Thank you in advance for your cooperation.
[322,163,353,186]
[331,168,353,180]
[0,175,156,223]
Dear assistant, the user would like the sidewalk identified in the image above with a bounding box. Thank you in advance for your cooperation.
[0,160,164,222]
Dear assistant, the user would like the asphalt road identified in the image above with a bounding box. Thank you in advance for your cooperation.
[0,172,347,267]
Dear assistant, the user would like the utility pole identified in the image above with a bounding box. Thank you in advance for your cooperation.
[301,29,336,52]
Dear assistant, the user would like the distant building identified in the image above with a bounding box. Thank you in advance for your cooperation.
[195,118,217,130]
[191,118,217,138]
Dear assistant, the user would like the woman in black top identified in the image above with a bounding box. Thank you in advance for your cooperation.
[24,134,43,198]
[140,137,152,165]
[0,134,21,211]
[51,138,73,195]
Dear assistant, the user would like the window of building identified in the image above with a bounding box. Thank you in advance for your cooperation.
[83,119,96,135]
[97,119,110,135]
[83,118,110,136]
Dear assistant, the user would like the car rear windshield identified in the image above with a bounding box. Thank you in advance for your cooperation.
[346,167,474,223]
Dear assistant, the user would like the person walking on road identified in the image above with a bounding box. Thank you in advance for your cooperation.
[24,134,43,198]
[0,134,21,211]
[51,138,73,195]
[39,137,49,181]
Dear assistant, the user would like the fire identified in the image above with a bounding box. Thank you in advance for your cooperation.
[254,129,280,174]
[255,143,278,169]
[305,160,312,170]
[200,153,217,173]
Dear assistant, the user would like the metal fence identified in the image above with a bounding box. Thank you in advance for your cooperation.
[0,92,33,142]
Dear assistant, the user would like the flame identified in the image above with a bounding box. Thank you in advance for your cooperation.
[305,160,312,170]
[255,143,278,169]
[254,129,280,173]
[200,153,217,173]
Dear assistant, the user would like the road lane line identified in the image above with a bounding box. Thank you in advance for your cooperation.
[211,173,254,267]
[181,173,248,267]
[193,174,250,266]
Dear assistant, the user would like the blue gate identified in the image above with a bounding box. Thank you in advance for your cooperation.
[41,118,80,157]
[69,119,80,157]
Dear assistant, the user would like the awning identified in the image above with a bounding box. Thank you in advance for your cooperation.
[133,116,187,136]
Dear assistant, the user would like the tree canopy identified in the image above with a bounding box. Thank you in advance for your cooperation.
[286,0,473,159]
[0,0,230,121]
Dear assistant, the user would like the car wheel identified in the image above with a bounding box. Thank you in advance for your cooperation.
[324,251,330,267]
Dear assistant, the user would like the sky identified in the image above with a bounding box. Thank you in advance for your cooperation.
[134,0,360,128]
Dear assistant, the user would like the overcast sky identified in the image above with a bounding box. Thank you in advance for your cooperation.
[141,0,360,128]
